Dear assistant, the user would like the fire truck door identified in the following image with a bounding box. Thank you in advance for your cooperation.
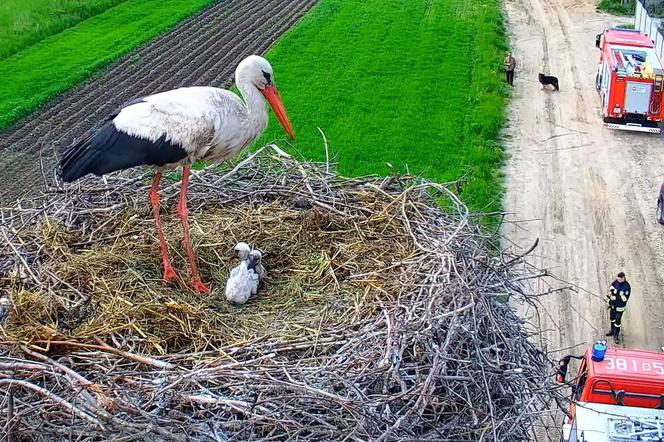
[625,82,653,114]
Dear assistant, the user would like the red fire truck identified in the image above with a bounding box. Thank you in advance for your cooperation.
[556,344,664,441]
[595,28,664,134]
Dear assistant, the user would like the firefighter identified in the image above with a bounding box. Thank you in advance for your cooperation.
[605,272,631,344]
[504,52,516,86]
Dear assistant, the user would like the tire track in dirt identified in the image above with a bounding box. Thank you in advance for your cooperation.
[502,0,664,382]
[0,0,319,204]
[528,0,581,348]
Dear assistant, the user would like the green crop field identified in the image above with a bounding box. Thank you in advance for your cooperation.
[259,0,509,213]
[0,0,213,133]
[0,0,127,60]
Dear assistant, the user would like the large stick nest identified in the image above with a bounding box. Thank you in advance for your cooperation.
[0,145,563,441]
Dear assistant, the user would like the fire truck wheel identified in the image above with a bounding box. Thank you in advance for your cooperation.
[657,199,664,225]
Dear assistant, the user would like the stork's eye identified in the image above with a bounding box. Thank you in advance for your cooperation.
[262,70,272,85]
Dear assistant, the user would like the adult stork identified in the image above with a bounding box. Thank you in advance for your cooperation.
[58,55,294,293]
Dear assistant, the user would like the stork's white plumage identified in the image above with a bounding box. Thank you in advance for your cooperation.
[225,243,263,305]
[58,55,294,293]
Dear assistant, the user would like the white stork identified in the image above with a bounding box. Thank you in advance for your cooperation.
[58,55,294,293]
[225,243,264,305]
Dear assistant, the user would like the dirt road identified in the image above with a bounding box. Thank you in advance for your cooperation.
[502,0,664,360]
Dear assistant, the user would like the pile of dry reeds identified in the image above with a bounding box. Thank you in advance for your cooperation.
[0,145,564,441]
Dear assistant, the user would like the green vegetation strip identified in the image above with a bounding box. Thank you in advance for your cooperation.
[0,0,127,60]
[596,0,635,16]
[259,0,509,212]
[0,0,213,132]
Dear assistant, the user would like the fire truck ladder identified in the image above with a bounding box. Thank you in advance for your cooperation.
[607,417,664,441]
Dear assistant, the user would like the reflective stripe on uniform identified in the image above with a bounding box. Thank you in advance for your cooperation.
[616,307,626,312]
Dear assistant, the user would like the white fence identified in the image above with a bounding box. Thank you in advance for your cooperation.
[635,0,664,61]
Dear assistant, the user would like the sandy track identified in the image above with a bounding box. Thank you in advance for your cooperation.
[502,0,664,363]
[0,0,318,204]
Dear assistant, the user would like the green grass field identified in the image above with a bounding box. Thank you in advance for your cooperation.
[0,0,127,60]
[596,0,635,15]
[0,0,213,133]
[258,0,509,212]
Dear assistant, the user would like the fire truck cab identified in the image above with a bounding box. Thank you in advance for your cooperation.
[557,346,664,441]
[595,28,664,134]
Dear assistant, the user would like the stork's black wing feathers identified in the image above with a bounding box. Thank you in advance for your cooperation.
[58,99,189,183]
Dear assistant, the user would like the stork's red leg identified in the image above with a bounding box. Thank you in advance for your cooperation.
[176,167,209,293]
[149,172,177,282]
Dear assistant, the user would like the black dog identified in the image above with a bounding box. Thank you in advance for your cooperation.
[538,73,559,91]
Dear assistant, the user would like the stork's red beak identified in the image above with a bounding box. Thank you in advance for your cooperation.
[262,85,294,139]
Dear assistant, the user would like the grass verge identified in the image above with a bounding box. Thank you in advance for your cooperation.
[258,0,509,213]
[0,0,213,133]
[596,0,635,15]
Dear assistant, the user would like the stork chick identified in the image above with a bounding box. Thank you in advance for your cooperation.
[225,243,262,305]
[233,242,251,260]
[0,297,12,324]
[249,249,266,281]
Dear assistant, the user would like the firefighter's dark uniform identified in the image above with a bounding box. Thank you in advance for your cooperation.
[606,279,630,342]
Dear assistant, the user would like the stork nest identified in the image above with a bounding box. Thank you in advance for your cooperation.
[0,144,565,441]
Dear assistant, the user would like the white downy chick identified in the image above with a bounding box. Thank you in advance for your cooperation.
[0,297,12,324]
[225,242,260,305]
[233,242,251,260]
